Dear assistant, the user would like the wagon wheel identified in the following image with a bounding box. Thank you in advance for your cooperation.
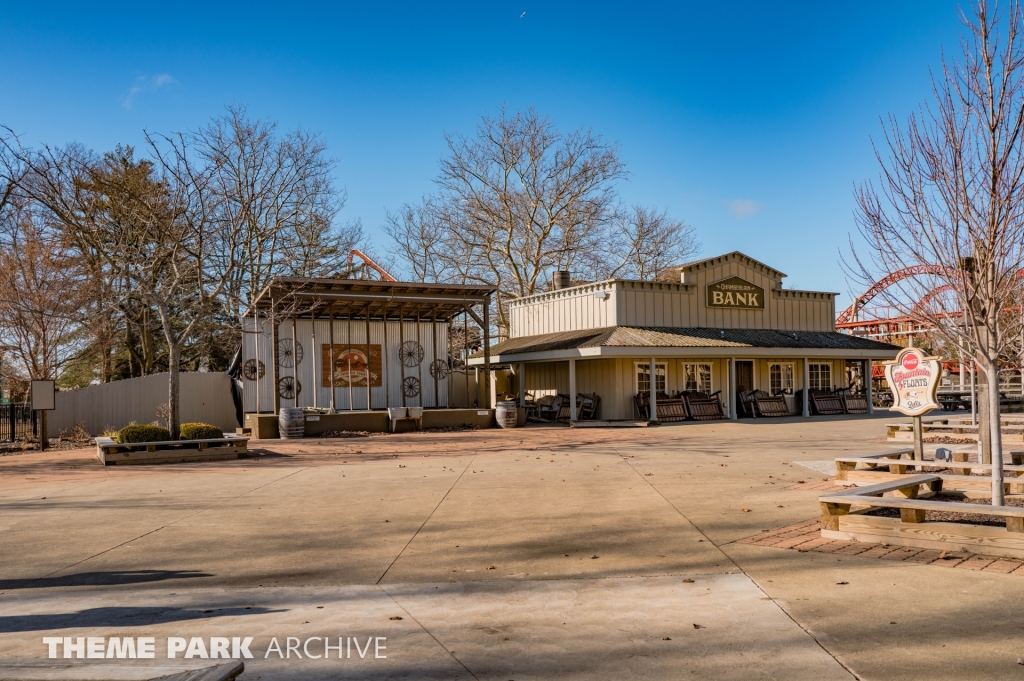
[403,376,421,398]
[400,341,424,367]
[429,359,450,380]
[277,338,303,368]
[277,376,301,400]
[242,359,265,381]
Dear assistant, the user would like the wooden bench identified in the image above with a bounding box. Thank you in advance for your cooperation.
[96,435,249,466]
[811,393,846,415]
[834,450,1024,493]
[754,392,789,417]
[819,475,1024,559]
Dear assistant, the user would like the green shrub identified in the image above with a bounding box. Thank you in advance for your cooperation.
[179,422,223,440]
[115,424,171,444]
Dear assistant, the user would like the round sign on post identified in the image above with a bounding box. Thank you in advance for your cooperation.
[883,347,941,461]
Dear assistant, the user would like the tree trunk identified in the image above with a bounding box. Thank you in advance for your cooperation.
[168,342,181,440]
[978,378,991,464]
[982,357,1005,506]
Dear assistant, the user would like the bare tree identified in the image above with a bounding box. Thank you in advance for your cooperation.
[0,203,89,385]
[197,106,362,323]
[852,0,1024,504]
[607,205,700,280]
[386,109,700,332]
[4,137,246,438]
[387,108,627,332]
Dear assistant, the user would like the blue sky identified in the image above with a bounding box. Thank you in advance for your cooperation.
[0,1,966,308]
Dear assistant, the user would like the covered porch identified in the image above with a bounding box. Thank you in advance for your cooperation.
[472,326,900,423]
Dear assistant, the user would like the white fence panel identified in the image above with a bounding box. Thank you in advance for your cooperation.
[50,372,238,437]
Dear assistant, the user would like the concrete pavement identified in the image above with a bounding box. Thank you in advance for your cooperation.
[1,414,1021,679]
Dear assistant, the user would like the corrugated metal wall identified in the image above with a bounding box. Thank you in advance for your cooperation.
[49,372,238,436]
[243,317,451,412]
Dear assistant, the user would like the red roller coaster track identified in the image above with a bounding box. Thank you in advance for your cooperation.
[836,264,952,324]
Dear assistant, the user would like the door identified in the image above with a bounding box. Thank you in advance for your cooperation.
[736,361,754,416]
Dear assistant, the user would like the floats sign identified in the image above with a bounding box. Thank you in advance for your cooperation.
[705,277,765,309]
[883,347,941,416]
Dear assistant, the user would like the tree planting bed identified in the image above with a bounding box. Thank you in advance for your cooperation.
[95,435,249,465]
[820,475,1024,560]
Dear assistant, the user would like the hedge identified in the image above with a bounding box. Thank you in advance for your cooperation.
[179,422,224,440]
[116,424,171,444]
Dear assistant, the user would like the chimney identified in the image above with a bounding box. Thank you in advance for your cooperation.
[552,271,571,290]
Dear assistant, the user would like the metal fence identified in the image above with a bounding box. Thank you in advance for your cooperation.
[0,403,35,442]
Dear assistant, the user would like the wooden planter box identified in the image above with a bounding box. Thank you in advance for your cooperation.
[96,435,249,466]
[820,475,1024,559]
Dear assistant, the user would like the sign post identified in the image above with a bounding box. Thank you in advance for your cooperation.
[30,380,55,452]
[883,348,941,460]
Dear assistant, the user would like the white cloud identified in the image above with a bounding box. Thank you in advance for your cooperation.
[122,74,178,109]
[725,199,764,219]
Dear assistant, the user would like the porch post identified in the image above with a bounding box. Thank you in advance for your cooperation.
[728,358,736,421]
[866,359,874,414]
[649,356,657,422]
[569,358,577,422]
[802,357,810,417]
[519,362,527,407]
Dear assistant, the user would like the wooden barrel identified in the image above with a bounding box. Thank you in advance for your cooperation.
[495,400,519,428]
[279,408,305,439]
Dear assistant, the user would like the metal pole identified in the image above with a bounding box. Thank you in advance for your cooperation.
[483,297,491,409]
[569,358,577,422]
[912,415,923,461]
[729,358,738,420]
[416,309,423,408]
[311,313,318,409]
[346,313,354,411]
[365,304,372,411]
[649,356,657,422]
[801,358,810,417]
[464,309,470,408]
[399,304,407,408]
[329,312,336,413]
[383,305,390,409]
[291,317,299,407]
[866,359,874,415]
[271,299,280,415]
[432,307,439,408]
[253,305,260,414]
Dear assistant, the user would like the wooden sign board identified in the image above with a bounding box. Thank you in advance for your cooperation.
[883,347,941,416]
[706,276,765,309]
[322,344,382,387]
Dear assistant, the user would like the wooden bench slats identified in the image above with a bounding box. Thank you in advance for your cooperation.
[821,494,1024,518]
[820,474,939,498]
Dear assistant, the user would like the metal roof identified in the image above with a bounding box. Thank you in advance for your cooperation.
[482,326,900,356]
[250,277,497,320]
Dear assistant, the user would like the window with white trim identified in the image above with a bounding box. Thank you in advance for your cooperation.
[769,362,795,394]
[636,362,667,394]
[808,362,832,391]
[684,363,712,393]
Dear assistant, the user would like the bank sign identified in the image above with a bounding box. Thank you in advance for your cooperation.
[706,277,765,309]
[883,347,941,416]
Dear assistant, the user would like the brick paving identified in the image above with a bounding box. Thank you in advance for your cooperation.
[736,519,1024,575]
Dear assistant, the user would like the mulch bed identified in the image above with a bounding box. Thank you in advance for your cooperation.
[0,439,92,456]
[319,425,481,438]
